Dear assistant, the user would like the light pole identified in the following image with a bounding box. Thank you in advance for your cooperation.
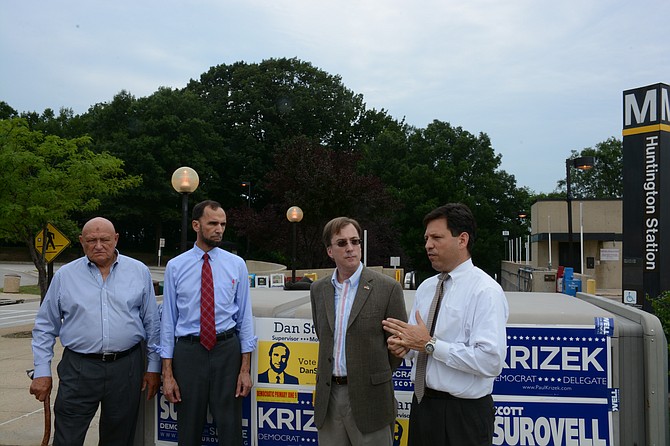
[171,167,199,253]
[286,206,303,286]
[518,211,529,264]
[565,156,594,271]
[241,181,251,207]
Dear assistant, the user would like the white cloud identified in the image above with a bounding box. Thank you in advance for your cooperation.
[1,0,668,193]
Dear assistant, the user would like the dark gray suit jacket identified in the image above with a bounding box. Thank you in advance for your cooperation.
[310,267,407,433]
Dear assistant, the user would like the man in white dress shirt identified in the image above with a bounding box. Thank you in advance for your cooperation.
[383,203,509,446]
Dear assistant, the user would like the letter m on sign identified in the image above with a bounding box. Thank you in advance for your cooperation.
[623,83,670,128]
[624,89,656,126]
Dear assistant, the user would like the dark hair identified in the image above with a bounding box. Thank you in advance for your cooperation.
[423,203,476,253]
[269,342,290,358]
[322,217,362,247]
[192,200,222,220]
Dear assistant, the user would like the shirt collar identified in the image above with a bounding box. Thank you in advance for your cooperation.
[86,249,120,269]
[445,257,473,282]
[330,262,363,289]
[192,244,219,260]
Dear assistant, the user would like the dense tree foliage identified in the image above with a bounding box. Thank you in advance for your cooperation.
[554,137,623,199]
[2,57,542,283]
[0,118,139,296]
[229,136,400,269]
[359,120,532,277]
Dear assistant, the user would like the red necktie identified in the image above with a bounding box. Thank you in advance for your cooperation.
[200,253,216,350]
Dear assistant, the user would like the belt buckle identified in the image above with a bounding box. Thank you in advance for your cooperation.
[101,352,117,362]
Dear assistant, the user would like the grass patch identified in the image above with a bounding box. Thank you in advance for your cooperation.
[0,284,41,295]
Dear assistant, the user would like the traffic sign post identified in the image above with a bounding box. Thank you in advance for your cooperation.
[35,223,71,264]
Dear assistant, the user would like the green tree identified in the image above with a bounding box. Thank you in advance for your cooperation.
[555,137,623,198]
[650,290,670,378]
[0,118,140,297]
[77,89,228,256]
[229,136,400,269]
[359,120,531,279]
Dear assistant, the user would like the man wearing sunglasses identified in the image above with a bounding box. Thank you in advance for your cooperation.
[310,217,407,446]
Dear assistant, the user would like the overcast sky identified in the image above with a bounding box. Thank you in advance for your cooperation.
[2,1,668,194]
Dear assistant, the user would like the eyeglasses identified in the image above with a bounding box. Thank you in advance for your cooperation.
[333,238,362,248]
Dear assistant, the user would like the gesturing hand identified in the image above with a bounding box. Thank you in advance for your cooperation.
[382,311,432,352]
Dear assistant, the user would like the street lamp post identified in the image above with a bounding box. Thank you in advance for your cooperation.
[241,181,251,207]
[565,156,594,271]
[286,206,304,286]
[171,167,199,253]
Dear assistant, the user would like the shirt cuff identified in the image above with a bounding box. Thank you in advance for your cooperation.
[33,363,52,378]
[147,360,161,374]
[240,336,258,354]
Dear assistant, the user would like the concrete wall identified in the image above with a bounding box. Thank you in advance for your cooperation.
[529,200,622,291]
[246,260,404,283]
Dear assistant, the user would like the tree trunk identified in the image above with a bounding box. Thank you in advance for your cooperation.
[25,237,49,302]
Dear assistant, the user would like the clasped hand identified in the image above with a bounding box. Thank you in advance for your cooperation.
[382,311,432,358]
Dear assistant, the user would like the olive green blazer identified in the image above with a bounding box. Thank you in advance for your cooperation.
[310,267,407,433]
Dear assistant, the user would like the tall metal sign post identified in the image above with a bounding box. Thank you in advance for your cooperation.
[622,82,670,311]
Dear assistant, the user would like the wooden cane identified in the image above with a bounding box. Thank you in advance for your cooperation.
[41,393,51,446]
[28,369,51,446]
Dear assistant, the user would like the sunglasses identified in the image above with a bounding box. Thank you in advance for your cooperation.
[333,238,362,247]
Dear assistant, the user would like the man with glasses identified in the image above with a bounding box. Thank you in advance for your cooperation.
[30,217,161,445]
[310,217,407,446]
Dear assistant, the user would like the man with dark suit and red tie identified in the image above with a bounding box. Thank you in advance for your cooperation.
[310,217,407,446]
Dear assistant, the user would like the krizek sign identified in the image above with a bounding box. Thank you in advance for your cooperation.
[495,324,612,399]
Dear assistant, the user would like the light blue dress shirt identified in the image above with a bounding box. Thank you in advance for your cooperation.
[31,253,162,377]
[160,245,257,357]
[331,262,363,376]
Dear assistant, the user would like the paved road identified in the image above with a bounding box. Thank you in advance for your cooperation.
[0,299,40,329]
[0,262,40,287]
[0,261,166,331]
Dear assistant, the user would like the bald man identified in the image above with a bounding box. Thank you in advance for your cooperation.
[30,217,161,446]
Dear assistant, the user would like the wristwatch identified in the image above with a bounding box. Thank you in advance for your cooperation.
[424,337,437,355]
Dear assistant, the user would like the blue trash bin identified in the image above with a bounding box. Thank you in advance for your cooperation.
[563,279,582,296]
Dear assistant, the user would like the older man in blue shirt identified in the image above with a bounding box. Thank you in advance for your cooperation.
[30,217,161,446]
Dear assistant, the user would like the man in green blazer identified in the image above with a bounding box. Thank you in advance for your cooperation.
[310,216,408,446]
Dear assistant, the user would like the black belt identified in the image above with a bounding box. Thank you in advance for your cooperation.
[424,387,457,399]
[332,376,348,385]
[68,343,140,362]
[177,327,237,343]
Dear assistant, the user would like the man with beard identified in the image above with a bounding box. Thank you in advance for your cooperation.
[161,200,257,446]
[258,342,299,384]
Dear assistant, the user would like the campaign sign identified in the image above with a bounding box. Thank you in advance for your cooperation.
[492,399,612,446]
[255,318,320,386]
[393,391,413,446]
[495,325,611,399]
[156,389,251,445]
[255,388,318,445]
[392,357,414,392]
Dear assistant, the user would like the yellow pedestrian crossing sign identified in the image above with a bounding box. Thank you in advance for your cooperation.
[35,223,71,263]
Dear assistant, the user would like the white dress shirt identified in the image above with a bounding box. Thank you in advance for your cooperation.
[409,258,509,398]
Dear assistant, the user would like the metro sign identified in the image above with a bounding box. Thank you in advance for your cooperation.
[623,83,670,133]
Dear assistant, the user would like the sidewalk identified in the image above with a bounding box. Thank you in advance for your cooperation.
[0,294,99,446]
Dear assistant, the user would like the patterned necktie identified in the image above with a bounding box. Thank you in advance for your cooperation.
[414,272,449,403]
[200,253,216,350]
